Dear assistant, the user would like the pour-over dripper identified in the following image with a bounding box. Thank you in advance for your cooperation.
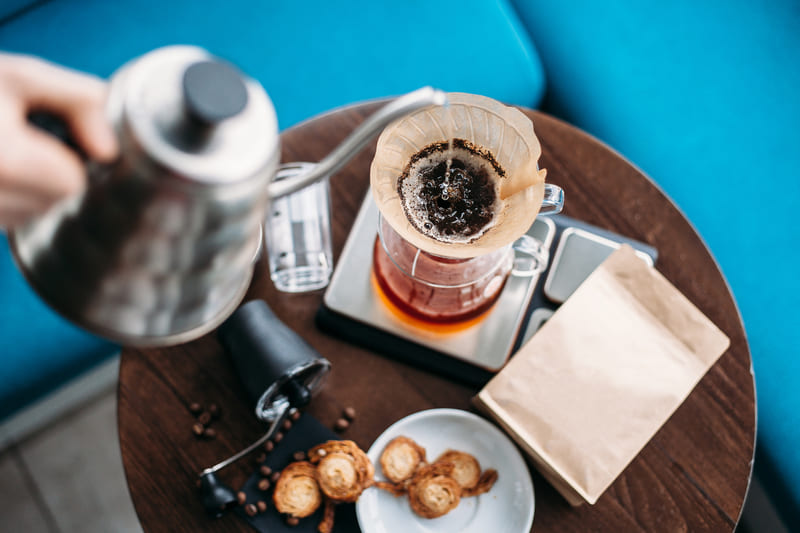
[371,92,560,259]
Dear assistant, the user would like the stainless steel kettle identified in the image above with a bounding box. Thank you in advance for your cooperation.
[9,45,445,346]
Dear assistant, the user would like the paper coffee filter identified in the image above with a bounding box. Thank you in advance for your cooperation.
[371,92,547,258]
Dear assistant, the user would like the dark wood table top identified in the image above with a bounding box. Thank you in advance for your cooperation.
[118,102,756,532]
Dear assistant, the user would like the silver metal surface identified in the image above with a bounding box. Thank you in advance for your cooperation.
[10,46,278,346]
[201,399,291,477]
[520,307,555,346]
[254,358,331,422]
[324,192,555,372]
[267,87,448,199]
[543,227,654,304]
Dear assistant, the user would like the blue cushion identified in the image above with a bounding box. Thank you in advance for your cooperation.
[0,0,546,130]
[0,1,545,418]
[511,0,800,526]
[0,236,117,422]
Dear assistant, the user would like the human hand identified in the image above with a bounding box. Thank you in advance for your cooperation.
[0,54,118,228]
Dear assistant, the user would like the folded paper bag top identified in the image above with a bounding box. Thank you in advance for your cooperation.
[473,245,730,505]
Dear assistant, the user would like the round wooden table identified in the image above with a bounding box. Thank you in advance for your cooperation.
[118,103,756,532]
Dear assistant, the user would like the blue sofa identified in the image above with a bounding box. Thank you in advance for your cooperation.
[1,0,797,527]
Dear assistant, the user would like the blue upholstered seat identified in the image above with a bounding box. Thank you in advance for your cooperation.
[0,237,117,421]
[0,0,545,418]
[0,0,545,130]
[510,0,800,526]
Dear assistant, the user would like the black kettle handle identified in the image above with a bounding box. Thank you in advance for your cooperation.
[27,110,87,159]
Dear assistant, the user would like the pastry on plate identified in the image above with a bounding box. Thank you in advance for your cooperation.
[407,462,462,519]
[380,436,427,484]
[434,450,480,489]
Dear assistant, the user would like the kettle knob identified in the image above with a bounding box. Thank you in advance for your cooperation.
[182,60,249,125]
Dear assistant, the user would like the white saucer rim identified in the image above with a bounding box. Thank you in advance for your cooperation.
[355,408,535,533]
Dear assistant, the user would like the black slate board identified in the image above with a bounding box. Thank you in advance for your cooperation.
[234,414,360,533]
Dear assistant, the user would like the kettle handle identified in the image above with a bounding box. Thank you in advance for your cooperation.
[27,111,113,186]
[267,86,447,200]
[28,111,87,159]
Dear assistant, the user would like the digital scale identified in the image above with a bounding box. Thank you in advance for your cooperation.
[316,192,657,386]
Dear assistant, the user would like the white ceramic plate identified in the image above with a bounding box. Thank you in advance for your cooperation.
[356,408,534,533]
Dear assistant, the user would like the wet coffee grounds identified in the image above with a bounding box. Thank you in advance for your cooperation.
[398,139,501,240]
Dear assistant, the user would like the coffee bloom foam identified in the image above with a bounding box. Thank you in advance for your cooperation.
[398,142,500,244]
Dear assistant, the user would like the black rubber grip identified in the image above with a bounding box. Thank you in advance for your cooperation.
[217,299,321,406]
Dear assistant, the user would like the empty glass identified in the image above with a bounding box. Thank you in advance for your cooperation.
[263,163,333,292]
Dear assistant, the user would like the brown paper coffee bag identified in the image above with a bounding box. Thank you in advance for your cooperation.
[474,245,730,505]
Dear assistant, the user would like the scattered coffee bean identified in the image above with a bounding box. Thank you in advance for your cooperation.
[273,432,284,443]
[292,451,306,462]
[282,419,293,431]
[256,500,267,513]
[203,428,216,439]
[208,403,221,419]
[260,465,272,477]
[197,412,212,426]
[237,491,247,505]
[264,440,275,452]
[270,471,281,483]
[245,503,258,517]
[258,478,270,491]
[189,402,203,415]
[286,516,299,526]
[255,452,267,464]
[334,418,349,432]
[290,410,301,422]
[192,423,205,436]
[343,406,356,420]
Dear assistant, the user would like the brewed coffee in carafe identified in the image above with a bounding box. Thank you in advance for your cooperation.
[370,93,560,325]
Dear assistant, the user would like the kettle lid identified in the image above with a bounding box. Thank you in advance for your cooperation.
[110,45,279,185]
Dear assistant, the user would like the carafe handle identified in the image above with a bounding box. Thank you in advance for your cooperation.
[539,183,564,215]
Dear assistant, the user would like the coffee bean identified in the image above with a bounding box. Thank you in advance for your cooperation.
[237,491,247,505]
[203,427,217,439]
[343,406,356,420]
[197,412,212,426]
[270,471,281,483]
[290,410,301,422]
[189,402,203,415]
[292,451,306,462]
[273,432,284,443]
[258,478,270,491]
[255,453,266,464]
[264,440,275,452]
[286,516,299,526]
[245,503,257,517]
[192,423,204,436]
[195,478,202,489]
[334,418,349,432]
[208,403,221,419]
[282,419,293,431]
[256,501,267,513]
[260,465,272,477]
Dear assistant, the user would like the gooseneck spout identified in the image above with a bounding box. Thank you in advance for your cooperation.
[267,86,448,200]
